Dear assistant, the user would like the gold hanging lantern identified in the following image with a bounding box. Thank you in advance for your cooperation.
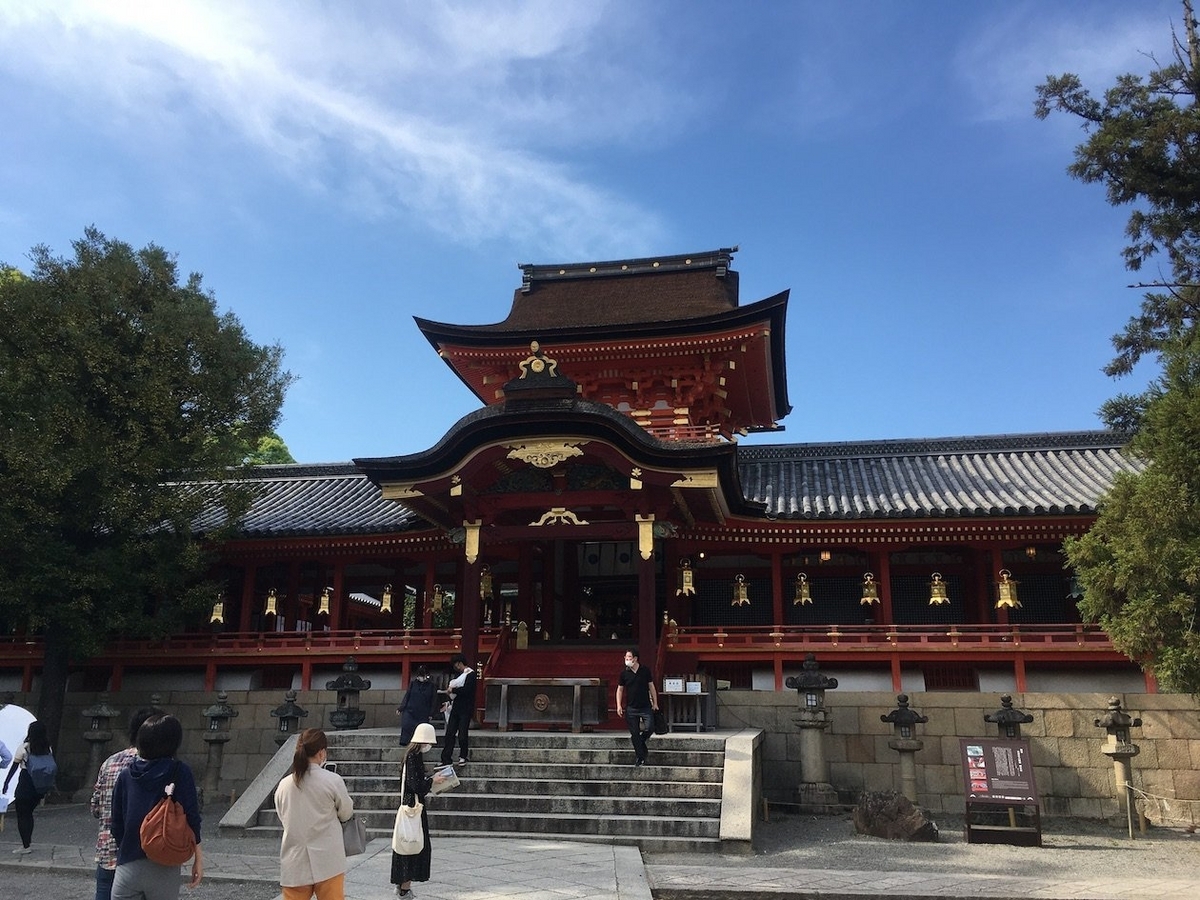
[432,584,445,613]
[732,574,750,607]
[819,550,832,562]
[210,596,224,624]
[480,565,494,601]
[318,587,331,616]
[264,588,278,617]
[860,572,879,606]
[996,569,1021,609]
[794,572,812,605]
[676,558,696,597]
[929,572,949,606]
[381,584,393,614]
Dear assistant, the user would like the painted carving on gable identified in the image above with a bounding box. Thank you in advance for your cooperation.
[507,440,585,469]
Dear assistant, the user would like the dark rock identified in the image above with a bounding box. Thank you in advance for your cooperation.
[852,790,939,842]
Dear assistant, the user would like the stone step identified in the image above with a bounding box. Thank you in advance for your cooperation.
[257,807,720,839]
[332,755,724,775]
[341,775,722,799]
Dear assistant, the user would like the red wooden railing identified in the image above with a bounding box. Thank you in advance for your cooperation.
[0,623,1126,694]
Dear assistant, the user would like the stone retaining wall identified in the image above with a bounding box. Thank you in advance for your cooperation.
[12,688,1200,820]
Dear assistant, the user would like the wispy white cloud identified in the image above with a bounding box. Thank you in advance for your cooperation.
[955,1,1181,123]
[0,0,674,257]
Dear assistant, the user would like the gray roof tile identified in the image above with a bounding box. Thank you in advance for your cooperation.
[737,431,1140,519]
[192,464,417,537]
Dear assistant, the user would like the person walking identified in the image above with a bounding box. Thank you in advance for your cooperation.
[438,654,476,766]
[90,706,162,900]
[392,722,446,899]
[615,648,658,766]
[397,666,438,746]
[110,714,203,899]
[275,728,355,900]
[2,720,54,854]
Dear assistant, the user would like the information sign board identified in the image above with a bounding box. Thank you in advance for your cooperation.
[959,738,1039,804]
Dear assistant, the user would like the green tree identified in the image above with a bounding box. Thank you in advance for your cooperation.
[1039,1,1200,690]
[1035,0,1200,428]
[246,432,297,465]
[1064,336,1200,691]
[0,227,292,745]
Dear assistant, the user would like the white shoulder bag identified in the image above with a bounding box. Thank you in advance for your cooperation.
[391,756,425,855]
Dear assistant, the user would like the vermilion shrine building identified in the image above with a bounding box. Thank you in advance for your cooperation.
[3,249,1145,699]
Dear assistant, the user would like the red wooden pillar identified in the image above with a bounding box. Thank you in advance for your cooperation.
[1014,655,1027,693]
[330,561,345,631]
[890,655,903,692]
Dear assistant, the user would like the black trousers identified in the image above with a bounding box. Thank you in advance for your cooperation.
[440,709,471,763]
[625,707,653,761]
[13,771,42,848]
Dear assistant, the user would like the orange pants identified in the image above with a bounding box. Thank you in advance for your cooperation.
[282,873,345,900]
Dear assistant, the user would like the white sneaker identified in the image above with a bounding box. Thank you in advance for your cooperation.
[12,847,31,855]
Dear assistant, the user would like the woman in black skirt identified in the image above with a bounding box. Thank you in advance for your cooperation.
[391,722,446,898]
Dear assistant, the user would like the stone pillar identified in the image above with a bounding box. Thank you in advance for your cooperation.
[327,656,371,731]
[1094,696,1142,831]
[200,691,237,810]
[81,694,121,781]
[785,653,839,812]
[881,694,928,804]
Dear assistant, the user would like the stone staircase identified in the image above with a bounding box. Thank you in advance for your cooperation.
[250,729,731,852]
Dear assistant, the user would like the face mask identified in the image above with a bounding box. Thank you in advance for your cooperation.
[625,659,634,668]
[419,743,432,752]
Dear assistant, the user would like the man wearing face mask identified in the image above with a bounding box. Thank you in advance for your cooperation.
[615,648,658,766]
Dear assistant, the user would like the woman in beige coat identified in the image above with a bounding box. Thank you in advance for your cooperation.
[274,729,355,900]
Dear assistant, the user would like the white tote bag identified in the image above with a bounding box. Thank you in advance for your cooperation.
[391,758,425,855]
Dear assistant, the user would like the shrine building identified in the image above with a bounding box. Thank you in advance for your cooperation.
[4,248,1145,700]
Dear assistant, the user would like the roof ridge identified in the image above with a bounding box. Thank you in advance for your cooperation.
[737,430,1131,461]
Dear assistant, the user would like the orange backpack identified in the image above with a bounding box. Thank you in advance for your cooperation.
[139,762,196,866]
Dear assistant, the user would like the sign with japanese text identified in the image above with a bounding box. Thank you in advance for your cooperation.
[959,738,1039,804]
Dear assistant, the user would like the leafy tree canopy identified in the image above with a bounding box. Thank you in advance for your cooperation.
[1065,335,1200,692]
[245,432,297,465]
[1035,0,1200,400]
[0,227,292,740]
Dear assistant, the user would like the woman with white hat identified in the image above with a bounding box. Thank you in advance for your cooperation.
[390,721,446,898]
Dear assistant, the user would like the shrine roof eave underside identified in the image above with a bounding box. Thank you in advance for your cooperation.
[353,397,764,528]
[414,290,791,423]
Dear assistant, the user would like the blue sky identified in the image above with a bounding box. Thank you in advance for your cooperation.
[0,0,1182,463]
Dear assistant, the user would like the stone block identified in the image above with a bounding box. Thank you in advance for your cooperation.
[1171,768,1200,800]
[1057,739,1099,769]
[1049,766,1079,799]
[1077,766,1114,799]
[1068,796,1103,819]
[953,707,983,737]
[861,762,894,794]
[1154,739,1191,769]
[1189,739,1200,769]
[829,761,865,791]
[921,763,959,797]
[844,734,874,764]
[1027,736,1059,767]
[824,735,848,764]
[1042,709,1073,737]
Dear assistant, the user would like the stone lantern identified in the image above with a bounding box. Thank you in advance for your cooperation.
[327,656,371,731]
[1094,696,1142,829]
[81,693,121,778]
[200,691,237,809]
[785,653,839,812]
[984,694,1034,739]
[881,694,928,803]
[270,689,309,746]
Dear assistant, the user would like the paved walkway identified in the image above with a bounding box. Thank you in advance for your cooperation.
[3,802,1200,899]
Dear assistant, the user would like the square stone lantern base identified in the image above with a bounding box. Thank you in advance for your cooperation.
[797,781,841,815]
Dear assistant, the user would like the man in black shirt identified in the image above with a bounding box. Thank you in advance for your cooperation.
[615,648,659,766]
[440,654,477,765]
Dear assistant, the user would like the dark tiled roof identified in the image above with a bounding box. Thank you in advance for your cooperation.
[737,431,1140,519]
[191,464,416,538]
[445,250,743,333]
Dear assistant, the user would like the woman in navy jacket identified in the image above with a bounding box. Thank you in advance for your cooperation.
[111,714,203,899]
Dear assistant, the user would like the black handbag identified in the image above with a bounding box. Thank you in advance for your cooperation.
[653,708,669,735]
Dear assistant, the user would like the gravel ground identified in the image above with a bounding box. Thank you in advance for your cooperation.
[644,809,1200,881]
